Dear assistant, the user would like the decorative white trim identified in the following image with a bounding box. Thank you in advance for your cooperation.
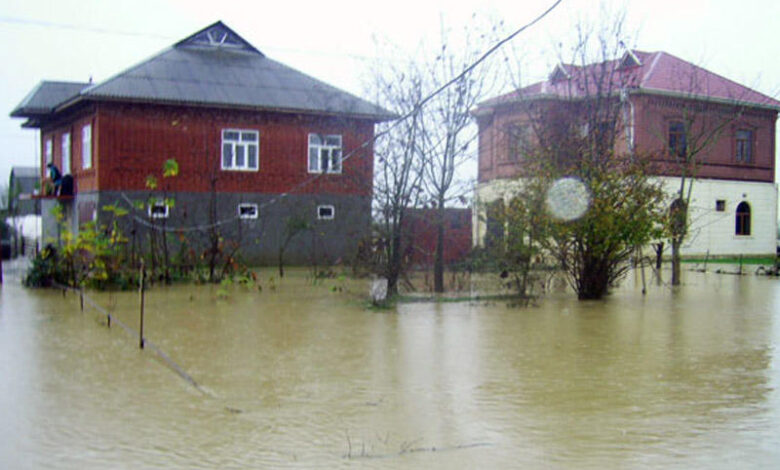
[82,124,92,169]
[44,138,53,166]
[61,132,71,175]
[620,50,642,68]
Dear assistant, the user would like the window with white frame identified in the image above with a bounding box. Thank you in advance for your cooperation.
[308,134,342,173]
[44,138,53,166]
[61,132,71,174]
[222,129,259,171]
[82,124,92,169]
[735,129,754,163]
[238,203,258,219]
[148,200,169,219]
[317,204,335,220]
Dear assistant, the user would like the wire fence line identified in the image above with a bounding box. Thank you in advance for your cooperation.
[53,281,212,397]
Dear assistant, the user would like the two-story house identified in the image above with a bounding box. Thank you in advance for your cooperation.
[11,21,393,265]
[473,50,780,258]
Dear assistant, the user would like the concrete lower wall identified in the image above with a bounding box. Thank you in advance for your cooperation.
[44,191,371,266]
[474,177,778,257]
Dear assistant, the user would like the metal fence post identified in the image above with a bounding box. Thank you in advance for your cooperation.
[139,261,145,349]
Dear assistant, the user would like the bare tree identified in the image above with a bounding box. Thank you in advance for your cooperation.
[645,69,749,285]
[419,23,497,292]
[369,56,427,298]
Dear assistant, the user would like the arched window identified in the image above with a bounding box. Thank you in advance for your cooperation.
[735,202,751,236]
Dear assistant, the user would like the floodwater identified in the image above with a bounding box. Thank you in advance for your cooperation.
[1,263,779,469]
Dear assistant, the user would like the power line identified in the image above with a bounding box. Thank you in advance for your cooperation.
[0,15,379,63]
[115,0,564,235]
[31,2,565,236]
[0,16,173,40]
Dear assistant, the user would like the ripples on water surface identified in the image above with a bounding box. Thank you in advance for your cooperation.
[1,266,779,468]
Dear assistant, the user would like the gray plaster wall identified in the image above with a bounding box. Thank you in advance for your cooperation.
[40,198,59,245]
[41,192,101,247]
[86,191,371,266]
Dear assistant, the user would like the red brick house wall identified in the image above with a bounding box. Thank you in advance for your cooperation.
[40,105,99,192]
[632,95,776,182]
[402,208,472,267]
[477,95,777,184]
[41,102,375,196]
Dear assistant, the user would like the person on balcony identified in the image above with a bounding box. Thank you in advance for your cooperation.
[46,163,62,195]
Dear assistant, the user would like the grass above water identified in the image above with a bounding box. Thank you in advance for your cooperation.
[682,256,777,265]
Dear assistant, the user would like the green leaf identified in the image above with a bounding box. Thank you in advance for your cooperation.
[163,159,179,178]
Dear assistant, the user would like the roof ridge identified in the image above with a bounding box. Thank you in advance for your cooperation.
[641,51,663,88]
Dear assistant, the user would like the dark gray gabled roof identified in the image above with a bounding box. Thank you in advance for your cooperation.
[12,21,393,122]
[10,81,89,117]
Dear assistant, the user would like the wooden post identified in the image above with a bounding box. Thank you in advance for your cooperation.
[739,254,743,275]
[639,248,647,295]
[139,261,145,349]
[80,289,84,312]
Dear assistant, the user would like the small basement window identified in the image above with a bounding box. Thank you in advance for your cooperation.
[317,205,335,220]
[148,200,169,219]
[715,200,726,212]
[238,203,258,219]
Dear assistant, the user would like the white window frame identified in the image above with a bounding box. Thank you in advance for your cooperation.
[221,129,259,171]
[148,200,169,219]
[44,138,53,166]
[61,132,71,174]
[82,124,92,169]
[238,203,258,219]
[735,129,754,163]
[308,133,342,174]
[317,204,335,220]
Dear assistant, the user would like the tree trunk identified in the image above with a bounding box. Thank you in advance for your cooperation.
[654,242,664,270]
[433,206,445,293]
[576,256,609,300]
[386,231,402,297]
[671,238,682,286]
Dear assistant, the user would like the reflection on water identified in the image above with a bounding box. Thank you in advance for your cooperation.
[1,267,779,468]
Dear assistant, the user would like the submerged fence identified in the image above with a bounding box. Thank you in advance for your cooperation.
[53,269,211,397]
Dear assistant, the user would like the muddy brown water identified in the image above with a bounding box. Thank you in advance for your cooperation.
[1,264,779,468]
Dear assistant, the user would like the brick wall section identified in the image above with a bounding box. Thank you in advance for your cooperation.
[39,105,98,192]
[94,102,375,195]
[477,95,777,184]
[402,208,473,267]
[633,95,776,182]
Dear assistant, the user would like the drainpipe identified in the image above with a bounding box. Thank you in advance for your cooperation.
[620,88,636,154]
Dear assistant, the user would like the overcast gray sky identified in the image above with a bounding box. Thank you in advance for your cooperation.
[1,0,778,186]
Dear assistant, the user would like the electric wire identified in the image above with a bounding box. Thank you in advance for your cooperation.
[109,0,564,234]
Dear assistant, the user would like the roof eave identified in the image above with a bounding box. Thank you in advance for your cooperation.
[635,88,780,112]
[58,94,396,122]
[476,92,602,111]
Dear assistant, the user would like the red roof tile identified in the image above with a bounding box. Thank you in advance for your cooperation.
[479,50,780,111]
